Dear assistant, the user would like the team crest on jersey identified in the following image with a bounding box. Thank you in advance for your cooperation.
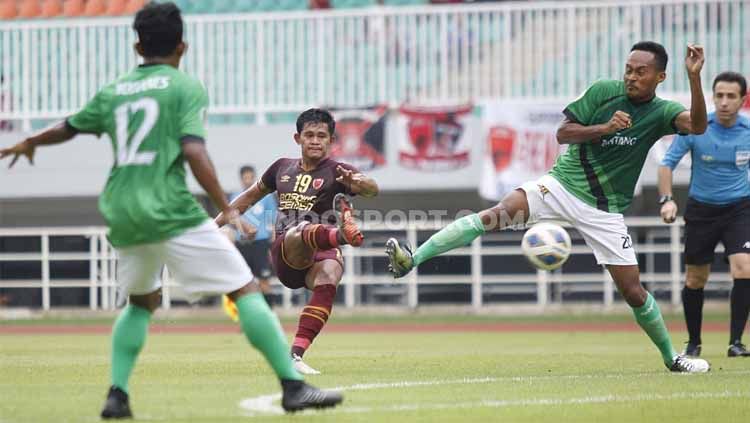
[280,175,291,183]
[313,178,324,190]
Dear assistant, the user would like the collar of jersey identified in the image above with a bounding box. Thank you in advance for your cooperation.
[707,112,750,129]
[298,157,330,171]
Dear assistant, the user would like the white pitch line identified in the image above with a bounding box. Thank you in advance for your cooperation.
[238,369,750,416]
[330,391,750,415]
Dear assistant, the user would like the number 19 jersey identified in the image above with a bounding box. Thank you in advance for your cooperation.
[67,64,209,247]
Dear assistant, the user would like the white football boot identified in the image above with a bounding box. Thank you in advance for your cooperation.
[292,354,321,375]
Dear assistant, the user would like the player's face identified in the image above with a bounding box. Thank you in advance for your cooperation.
[295,122,333,160]
[713,81,745,122]
[240,171,255,189]
[623,50,665,101]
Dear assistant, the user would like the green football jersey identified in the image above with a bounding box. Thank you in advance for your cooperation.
[549,79,686,213]
[68,64,209,247]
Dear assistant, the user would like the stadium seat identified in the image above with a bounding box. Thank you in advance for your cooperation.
[104,0,126,15]
[383,0,428,5]
[332,0,377,8]
[62,0,84,16]
[83,0,106,16]
[283,0,309,11]
[122,0,145,14]
[309,0,330,9]
[232,0,258,12]
[17,0,42,18]
[187,0,218,14]
[0,0,17,19]
[40,0,62,17]
[170,0,190,13]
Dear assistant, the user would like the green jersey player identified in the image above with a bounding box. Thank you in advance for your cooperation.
[0,2,341,418]
[386,41,711,373]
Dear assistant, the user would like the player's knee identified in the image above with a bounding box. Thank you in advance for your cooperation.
[129,290,161,313]
[227,281,261,301]
[619,283,647,306]
[685,275,708,289]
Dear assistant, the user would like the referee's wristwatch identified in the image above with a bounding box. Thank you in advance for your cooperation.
[658,195,673,205]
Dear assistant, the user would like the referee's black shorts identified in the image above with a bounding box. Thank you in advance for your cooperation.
[235,239,274,279]
[684,197,750,265]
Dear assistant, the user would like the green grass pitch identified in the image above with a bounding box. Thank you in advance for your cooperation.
[1,314,748,422]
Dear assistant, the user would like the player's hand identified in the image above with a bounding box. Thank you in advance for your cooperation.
[605,111,632,134]
[0,139,35,168]
[660,201,678,224]
[240,220,258,242]
[336,165,364,191]
[685,43,705,76]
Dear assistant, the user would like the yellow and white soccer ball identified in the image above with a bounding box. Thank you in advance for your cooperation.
[521,223,572,271]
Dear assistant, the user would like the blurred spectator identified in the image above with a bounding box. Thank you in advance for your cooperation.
[310,0,330,9]
[229,165,278,306]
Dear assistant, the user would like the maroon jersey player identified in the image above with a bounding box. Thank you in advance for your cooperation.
[216,108,379,374]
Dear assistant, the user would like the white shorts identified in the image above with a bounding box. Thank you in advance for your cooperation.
[519,174,637,266]
[115,220,253,303]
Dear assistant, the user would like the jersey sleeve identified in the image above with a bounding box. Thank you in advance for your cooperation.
[660,134,693,170]
[563,80,619,125]
[178,79,209,141]
[259,159,283,192]
[67,91,105,135]
[662,100,688,136]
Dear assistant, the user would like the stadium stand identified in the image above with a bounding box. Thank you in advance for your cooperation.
[0,0,482,18]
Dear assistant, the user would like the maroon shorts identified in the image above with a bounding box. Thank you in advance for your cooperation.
[270,233,344,289]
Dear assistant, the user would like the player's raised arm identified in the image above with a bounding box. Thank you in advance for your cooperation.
[674,44,707,135]
[215,181,273,227]
[335,165,379,198]
[0,121,78,168]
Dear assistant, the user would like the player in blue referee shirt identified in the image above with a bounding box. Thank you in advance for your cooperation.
[235,165,277,302]
[221,165,278,307]
[659,71,750,358]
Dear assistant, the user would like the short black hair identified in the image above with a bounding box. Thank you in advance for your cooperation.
[713,71,747,97]
[239,165,255,175]
[296,108,336,136]
[630,41,668,71]
[133,2,183,58]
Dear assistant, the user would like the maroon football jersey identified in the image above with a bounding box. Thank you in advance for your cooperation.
[260,157,358,234]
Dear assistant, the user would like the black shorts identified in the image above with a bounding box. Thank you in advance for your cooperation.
[684,197,750,265]
[236,239,274,279]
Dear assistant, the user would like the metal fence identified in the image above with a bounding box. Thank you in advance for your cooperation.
[0,217,735,311]
[1,0,748,127]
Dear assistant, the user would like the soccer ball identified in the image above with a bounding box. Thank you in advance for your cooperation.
[521,223,572,271]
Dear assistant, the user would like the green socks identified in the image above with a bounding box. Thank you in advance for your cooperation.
[236,293,303,381]
[413,213,485,266]
[111,304,151,393]
[632,293,677,366]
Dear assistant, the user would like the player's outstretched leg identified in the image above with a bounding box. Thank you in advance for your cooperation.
[386,213,485,278]
[386,190,529,278]
[333,193,363,246]
[610,265,710,373]
[385,238,415,278]
[101,292,158,419]
[231,288,342,411]
[293,194,363,252]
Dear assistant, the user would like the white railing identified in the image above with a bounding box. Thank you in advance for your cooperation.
[0,0,748,127]
[0,217,734,311]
